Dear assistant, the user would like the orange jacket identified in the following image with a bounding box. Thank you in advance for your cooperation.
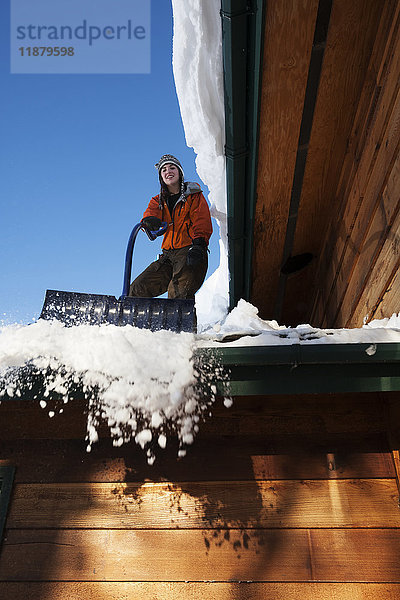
[142,182,213,250]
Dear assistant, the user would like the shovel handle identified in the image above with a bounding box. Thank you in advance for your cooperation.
[121,221,168,298]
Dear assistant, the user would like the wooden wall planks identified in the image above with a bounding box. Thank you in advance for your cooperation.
[1,391,400,596]
[0,434,394,483]
[1,582,400,600]
[370,258,400,320]
[343,199,400,326]
[0,392,393,439]
[327,84,400,327]
[338,161,400,326]
[310,2,400,327]
[0,397,88,439]
[7,479,400,529]
[3,528,400,582]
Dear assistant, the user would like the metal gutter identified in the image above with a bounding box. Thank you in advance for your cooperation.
[197,342,400,395]
[221,0,266,310]
[2,343,399,402]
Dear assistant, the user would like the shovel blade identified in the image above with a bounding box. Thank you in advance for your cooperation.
[40,290,196,333]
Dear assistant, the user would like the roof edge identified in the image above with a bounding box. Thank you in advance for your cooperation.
[197,342,400,395]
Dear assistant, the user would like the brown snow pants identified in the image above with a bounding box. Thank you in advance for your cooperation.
[129,246,208,299]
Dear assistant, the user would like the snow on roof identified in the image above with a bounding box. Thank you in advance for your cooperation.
[198,299,400,347]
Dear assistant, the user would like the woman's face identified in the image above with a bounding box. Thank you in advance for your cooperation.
[160,163,180,190]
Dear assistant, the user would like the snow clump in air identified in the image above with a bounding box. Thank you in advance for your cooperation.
[0,320,230,464]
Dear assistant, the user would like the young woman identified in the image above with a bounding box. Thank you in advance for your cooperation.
[129,154,212,299]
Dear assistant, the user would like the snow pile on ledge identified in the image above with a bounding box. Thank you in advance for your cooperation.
[198,300,400,346]
[0,320,229,463]
[0,299,399,461]
[171,0,229,328]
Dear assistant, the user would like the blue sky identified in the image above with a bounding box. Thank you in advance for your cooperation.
[0,0,220,325]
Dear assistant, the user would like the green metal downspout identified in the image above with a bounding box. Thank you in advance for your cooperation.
[221,0,266,310]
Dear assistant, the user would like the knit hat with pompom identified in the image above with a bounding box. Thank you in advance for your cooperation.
[155,154,184,178]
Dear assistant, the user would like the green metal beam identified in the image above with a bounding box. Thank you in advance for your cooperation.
[221,0,266,309]
[197,342,400,395]
[2,343,399,402]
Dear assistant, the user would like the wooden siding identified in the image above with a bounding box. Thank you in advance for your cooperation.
[251,0,399,327]
[1,582,400,600]
[1,391,400,598]
[312,1,400,327]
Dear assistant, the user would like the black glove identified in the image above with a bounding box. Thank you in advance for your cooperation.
[186,238,207,266]
[141,216,162,232]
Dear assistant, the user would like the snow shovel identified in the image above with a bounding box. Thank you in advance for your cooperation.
[39,222,197,333]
